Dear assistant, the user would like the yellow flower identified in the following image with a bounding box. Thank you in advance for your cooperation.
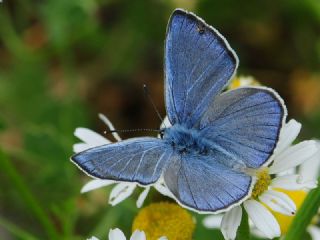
[228,76,260,90]
[132,202,195,240]
[251,168,271,199]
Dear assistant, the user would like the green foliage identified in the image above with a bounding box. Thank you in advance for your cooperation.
[237,208,250,240]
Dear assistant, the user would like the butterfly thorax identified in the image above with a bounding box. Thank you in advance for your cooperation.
[163,124,210,155]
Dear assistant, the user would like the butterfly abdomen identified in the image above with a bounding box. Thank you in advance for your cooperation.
[163,124,210,155]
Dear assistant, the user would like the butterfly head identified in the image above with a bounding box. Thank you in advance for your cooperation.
[159,128,165,139]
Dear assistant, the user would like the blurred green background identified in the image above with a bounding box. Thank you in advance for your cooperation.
[0,0,320,239]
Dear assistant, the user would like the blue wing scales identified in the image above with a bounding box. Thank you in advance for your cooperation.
[71,9,286,214]
[71,137,172,185]
[199,87,286,169]
[165,9,238,127]
[164,154,252,212]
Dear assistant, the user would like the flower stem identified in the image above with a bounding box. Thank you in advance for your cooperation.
[236,207,250,240]
[284,180,320,240]
[0,149,59,239]
[0,216,38,240]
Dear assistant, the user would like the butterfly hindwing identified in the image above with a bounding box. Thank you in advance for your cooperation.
[165,9,238,128]
[71,137,172,185]
[199,87,286,169]
[164,154,252,212]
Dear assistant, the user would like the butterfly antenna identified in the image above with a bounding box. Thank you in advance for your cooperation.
[143,84,165,126]
[104,128,160,135]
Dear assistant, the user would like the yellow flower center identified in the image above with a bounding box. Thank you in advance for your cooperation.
[228,76,260,90]
[271,189,307,234]
[132,202,195,240]
[251,169,271,199]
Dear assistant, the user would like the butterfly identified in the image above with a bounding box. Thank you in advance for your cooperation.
[71,9,286,213]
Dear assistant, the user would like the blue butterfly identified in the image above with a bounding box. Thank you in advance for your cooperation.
[71,9,286,213]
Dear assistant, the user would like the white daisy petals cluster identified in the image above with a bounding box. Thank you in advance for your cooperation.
[297,139,320,184]
[74,114,171,208]
[308,225,320,240]
[294,140,320,240]
[204,119,319,239]
[88,228,167,240]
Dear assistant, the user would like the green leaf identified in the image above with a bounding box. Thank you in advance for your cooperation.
[236,207,250,240]
[0,149,59,239]
[0,216,38,240]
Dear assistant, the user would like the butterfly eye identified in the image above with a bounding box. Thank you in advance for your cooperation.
[159,130,164,139]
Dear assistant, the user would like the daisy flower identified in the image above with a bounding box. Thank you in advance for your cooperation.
[203,119,319,239]
[88,202,192,240]
[270,140,320,239]
[73,114,171,208]
[88,228,167,240]
[228,75,260,90]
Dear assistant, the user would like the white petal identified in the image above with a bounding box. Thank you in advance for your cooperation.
[308,226,320,240]
[98,113,122,142]
[271,174,317,190]
[275,167,296,177]
[73,143,91,153]
[202,215,223,229]
[269,140,319,174]
[273,119,301,157]
[74,127,110,146]
[251,227,269,239]
[259,189,296,216]
[130,230,146,240]
[87,237,99,240]
[81,179,115,193]
[109,183,136,206]
[136,187,150,208]
[109,228,126,240]
[244,199,281,239]
[221,206,242,240]
[299,144,320,181]
[154,182,174,198]
[160,116,171,128]
[158,237,168,240]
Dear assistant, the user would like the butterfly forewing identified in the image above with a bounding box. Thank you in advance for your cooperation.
[71,137,172,185]
[165,9,238,128]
